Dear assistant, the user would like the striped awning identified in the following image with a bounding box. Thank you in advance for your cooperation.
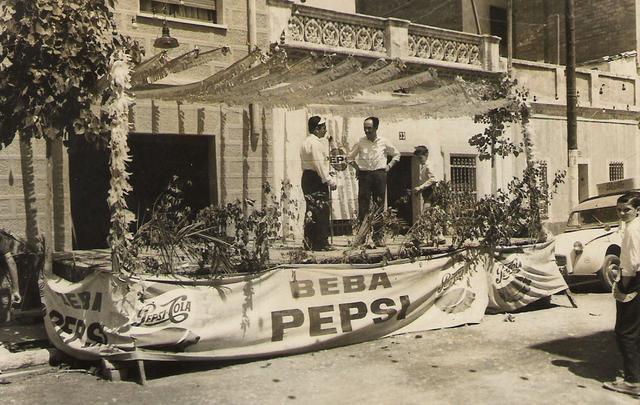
[131,47,508,119]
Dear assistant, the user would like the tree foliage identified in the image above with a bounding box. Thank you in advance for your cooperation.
[469,76,529,161]
[0,0,133,148]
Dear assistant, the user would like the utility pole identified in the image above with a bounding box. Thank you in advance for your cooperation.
[565,0,579,206]
[507,0,513,72]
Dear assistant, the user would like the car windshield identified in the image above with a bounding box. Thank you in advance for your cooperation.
[567,206,619,228]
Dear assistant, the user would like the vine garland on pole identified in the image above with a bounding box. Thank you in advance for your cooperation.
[106,52,135,275]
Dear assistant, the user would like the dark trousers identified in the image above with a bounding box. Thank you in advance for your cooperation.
[357,169,386,242]
[301,170,330,250]
[421,186,434,207]
[615,282,640,383]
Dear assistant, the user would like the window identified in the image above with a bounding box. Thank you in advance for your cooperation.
[140,0,217,24]
[609,162,624,181]
[539,161,549,218]
[450,155,477,199]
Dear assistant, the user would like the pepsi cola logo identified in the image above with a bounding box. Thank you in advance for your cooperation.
[330,148,348,171]
[496,276,532,303]
[435,288,476,314]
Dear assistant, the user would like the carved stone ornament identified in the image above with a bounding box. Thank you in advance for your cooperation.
[287,14,385,52]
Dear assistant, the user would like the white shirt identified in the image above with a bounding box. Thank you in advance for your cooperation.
[300,134,332,183]
[621,216,640,277]
[349,135,400,171]
[416,162,435,191]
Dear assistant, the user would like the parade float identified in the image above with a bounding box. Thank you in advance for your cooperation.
[1,0,570,384]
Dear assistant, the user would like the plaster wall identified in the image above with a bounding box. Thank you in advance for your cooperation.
[0,140,50,241]
[525,115,640,232]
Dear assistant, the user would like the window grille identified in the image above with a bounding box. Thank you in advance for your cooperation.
[609,162,624,181]
[140,0,217,23]
[450,155,477,199]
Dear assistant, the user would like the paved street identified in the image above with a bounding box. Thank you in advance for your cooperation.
[1,286,637,405]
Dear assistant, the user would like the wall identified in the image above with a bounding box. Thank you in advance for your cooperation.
[513,0,637,64]
[290,0,355,14]
[0,140,50,241]
[15,0,276,249]
[462,0,507,35]
[356,0,464,31]
[115,0,273,207]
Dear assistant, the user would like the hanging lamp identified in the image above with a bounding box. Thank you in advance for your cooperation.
[154,20,179,49]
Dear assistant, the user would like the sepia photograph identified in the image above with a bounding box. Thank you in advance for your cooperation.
[0,0,639,403]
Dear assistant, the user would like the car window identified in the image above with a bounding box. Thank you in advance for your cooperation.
[568,206,619,227]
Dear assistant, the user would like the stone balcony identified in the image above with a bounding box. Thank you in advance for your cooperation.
[268,0,502,73]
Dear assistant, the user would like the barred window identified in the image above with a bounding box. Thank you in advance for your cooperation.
[609,162,624,181]
[450,155,477,199]
[539,162,549,218]
[140,0,217,23]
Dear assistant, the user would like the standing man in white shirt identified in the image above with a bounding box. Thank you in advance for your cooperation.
[413,145,436,209]
[348,116,400,247]
[300,116,337,251]
[605,192,640,396]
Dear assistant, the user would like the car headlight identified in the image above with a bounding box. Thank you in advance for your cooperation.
[573,241,584,254]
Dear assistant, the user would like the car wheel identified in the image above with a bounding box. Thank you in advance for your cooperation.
[599,254,620,292]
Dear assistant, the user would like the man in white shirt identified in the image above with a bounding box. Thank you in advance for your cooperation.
[605,192,640,396]
[348,116,400,247]
[300,116,337,251]
[413,145,436,208]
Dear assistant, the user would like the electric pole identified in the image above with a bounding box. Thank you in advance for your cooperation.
[565,0,579,206]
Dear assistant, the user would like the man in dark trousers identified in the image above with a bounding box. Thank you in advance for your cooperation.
[348,116,400,247]
[300,116,336,251]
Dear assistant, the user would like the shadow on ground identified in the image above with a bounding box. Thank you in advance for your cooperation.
[531,330,621,383]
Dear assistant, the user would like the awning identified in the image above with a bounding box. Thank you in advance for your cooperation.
[131,47,508,119]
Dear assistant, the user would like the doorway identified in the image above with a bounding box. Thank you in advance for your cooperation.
[578,163,589,202]
[126,134,213,225]
[68,136,111,249]
[68,134,214,249]
[387,155,414,229]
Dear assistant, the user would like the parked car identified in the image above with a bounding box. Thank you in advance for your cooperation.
[554,192,624,291]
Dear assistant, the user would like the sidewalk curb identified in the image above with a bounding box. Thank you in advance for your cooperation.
[0,346,51,372]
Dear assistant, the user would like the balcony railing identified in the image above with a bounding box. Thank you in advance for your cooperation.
[268,0,501,72]
[408,24,482,66]
[287,12,386,54]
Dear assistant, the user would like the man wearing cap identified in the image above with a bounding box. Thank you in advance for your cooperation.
[348,116,400,247]
[300,116,337,251]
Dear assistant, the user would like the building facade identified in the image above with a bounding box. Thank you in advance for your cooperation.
[2,0,639,250]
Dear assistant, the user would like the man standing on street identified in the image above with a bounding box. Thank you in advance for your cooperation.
[300,116,337,251]
[604,192,640,397]
[348,116,400,247]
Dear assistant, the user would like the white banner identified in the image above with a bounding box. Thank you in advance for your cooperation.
[42,243,566,362]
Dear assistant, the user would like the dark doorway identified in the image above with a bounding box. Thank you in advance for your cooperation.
[490,6,508,57]
[68,136,111,249]
[578,163,589,202]
[127,134,213,226]
[68,134,214,250]
[387,155,413,228]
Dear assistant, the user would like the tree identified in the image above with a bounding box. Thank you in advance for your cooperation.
[0,0,132,251]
